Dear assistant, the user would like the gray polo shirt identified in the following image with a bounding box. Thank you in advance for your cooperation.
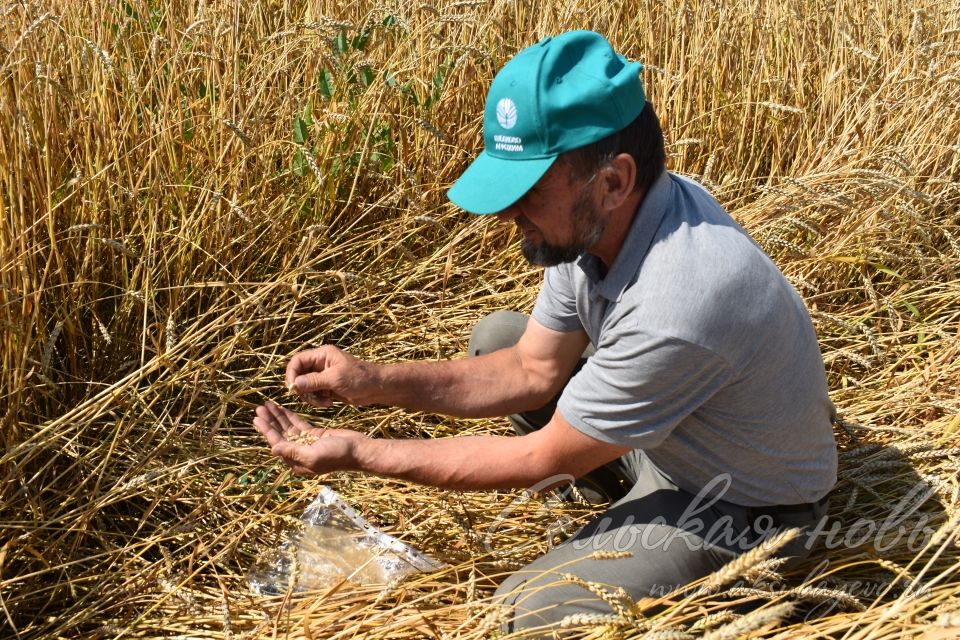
[532,171,838,507]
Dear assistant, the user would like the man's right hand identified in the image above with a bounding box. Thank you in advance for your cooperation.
[285,346,381,408]
[282,317,588,416]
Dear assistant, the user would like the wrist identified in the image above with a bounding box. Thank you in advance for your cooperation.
[348,434,380,475]
[360,361,388,405]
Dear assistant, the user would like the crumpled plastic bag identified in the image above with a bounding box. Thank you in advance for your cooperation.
[248,485,444,595]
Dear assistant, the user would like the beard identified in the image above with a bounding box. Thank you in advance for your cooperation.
[520,184,607,267]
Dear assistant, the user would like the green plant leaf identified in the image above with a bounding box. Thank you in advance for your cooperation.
[432,68,446,91]
[181,98,194,141]
[872,264,902,279]
[401,81,420,106]
[335,29,349,55]
[358,65,375,87]
[318,69,334,99]
[374,152,394,172]
[293,149,308,177]
[293,116,308,145]
[352,28,370,52]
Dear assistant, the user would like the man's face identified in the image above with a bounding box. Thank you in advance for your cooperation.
[496,162,607,267]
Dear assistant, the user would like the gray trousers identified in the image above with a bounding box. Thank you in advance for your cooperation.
[469,311,826,636]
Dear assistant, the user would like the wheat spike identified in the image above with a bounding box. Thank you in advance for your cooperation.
[586,550,634,560]
[700,602,795,640]
[937,611,960,627]
[688,611,740,632]
[299,145,324,182]
[41,320,63,371]
[643,630,696,640]
[695,528,800,595]
[558,612,626,628]
[557,573,636,620]
[100,238,138,258]
[742,557,788,584]
[787,585,865,611]
[94,314,111,345]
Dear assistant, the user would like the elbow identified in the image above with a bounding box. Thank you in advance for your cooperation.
[510,347,564,411]
[520,371,563,412]
[521,442,577,492]
[525,459,577,494]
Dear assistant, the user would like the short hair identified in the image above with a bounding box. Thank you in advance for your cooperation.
[560,102,666,194]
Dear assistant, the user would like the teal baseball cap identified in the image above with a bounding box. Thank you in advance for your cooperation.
[447,30,646,215]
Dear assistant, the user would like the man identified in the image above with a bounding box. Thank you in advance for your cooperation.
[253,30,838,634]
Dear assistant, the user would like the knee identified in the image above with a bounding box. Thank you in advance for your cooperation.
[492,577,559,635]
[468,310,528,356]
[492,572,614,636]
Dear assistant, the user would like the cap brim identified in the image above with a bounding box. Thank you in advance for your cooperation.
[447,151,557,215]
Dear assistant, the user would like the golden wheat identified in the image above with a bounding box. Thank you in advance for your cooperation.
[2,0,959,638]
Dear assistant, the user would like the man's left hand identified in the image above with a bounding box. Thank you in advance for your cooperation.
[252,402,366,475]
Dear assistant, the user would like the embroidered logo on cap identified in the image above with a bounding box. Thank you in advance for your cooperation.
[496,98,517,130]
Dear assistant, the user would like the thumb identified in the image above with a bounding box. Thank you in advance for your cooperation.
[273,440,314,467]
[292,370,335,394]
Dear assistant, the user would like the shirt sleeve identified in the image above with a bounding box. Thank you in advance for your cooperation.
[557,324,734,449]
[531,264,583,332]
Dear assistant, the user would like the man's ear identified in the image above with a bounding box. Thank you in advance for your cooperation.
[599,153,637,211]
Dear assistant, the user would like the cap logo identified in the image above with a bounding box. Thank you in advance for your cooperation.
[496,98,517,129]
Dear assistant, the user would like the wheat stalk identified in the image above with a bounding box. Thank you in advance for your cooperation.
[700,602,795,640]
[3,1,960,638]
[694,528,800,595]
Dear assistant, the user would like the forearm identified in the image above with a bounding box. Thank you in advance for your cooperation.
[256,400,630,490]
[351,432,566,491]
[366,348,553,418]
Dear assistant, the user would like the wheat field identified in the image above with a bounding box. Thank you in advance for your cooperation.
[1,0,959,637]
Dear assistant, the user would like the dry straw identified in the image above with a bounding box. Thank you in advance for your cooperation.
[693,528,800,596]
[700,602,795,640]
[2,0,959,637]
[557,572,637,621]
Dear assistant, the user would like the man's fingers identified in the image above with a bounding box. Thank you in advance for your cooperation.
[289,370,341,407]
[254,395,357,478]
[255,402,306,443]
[254,404,284,433]
[263,401,296,431]
[285,347,336,390]
[285,352,314,390]
[253,412,285,447]
[264,401,317,432]
[291,370,334,395]
[286,407,318,431]
[255,401,330,443]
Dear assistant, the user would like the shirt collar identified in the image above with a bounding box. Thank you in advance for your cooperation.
[577,170,672,302]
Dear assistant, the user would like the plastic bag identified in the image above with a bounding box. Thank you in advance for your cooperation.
[248,486,444,595]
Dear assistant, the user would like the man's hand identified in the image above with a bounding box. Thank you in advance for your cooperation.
[284,346,381,408]
[253,401,367,476]
[280,318,587,418]
[252,401,631,491]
